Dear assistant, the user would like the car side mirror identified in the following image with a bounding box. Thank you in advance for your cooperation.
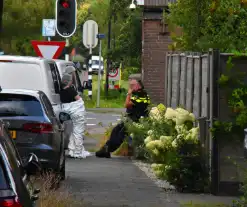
[59,112,71,124]
[24,153,42,176]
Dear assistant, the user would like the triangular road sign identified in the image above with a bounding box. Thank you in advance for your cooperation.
[31,40,66,59]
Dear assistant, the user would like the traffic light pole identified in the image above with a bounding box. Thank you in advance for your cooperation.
[65,38,69,61]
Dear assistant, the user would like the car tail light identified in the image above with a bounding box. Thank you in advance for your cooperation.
[23,123,53,133]
[0,198,22,207]
[0,60,13,62]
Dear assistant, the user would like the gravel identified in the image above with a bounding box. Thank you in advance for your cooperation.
[132,160,176,191]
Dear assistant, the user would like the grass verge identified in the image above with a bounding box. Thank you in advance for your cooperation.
[33,172,86,207]
[181,201,232,207]
[83,75,128,108]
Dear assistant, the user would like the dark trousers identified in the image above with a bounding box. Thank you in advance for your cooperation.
[105,122,127,152]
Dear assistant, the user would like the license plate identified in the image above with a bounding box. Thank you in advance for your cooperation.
[9,130,16,139]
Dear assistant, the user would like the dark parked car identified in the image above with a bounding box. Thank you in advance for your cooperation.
[0,89,65,179]
[0,119,41,207]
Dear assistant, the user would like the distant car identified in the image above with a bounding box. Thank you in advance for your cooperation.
[0,89,65,180]
[0,119,41,207]
[91,55,104,74]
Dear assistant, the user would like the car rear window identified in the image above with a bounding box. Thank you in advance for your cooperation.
[0,94,43,117]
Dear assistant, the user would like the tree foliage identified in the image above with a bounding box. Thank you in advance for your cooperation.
[73,0,142,67]
[1,0,141,66]
[166,0,247,52]
[1,0,54,55]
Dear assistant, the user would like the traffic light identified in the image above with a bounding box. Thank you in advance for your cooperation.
[55,0,77,38]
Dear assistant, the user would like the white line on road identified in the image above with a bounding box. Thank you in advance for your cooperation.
[87,117,96,120]
[111,114,122,117]
[87,124,96,126]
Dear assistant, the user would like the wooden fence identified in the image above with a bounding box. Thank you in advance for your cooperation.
[164,50,247,196]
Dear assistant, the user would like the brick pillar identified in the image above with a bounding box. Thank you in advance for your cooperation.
[142,19,172,104]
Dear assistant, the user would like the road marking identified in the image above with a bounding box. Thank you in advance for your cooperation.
[87,124,96,126]
[112,114,121,117]
[87,117,96,120]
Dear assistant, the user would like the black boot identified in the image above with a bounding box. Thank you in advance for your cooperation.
[95,145,111,158]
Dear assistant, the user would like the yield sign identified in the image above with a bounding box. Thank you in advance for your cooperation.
[31,40,66,59]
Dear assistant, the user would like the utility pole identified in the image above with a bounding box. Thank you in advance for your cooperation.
[96,34,105,107]
[0,0,3,33]
[105,1,112,97]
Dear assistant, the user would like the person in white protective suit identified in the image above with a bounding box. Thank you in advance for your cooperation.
[63,66,77,86]
[60,73,91,158]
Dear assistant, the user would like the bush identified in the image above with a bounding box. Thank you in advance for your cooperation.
[122,66,140,81]
[125,104,209,192]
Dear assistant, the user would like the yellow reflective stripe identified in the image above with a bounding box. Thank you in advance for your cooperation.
[136,99,149,103]
[131,95,150,104]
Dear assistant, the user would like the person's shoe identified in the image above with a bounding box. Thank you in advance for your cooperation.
[95,145,111,158]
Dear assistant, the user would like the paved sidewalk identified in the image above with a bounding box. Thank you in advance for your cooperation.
[65,156,173,207]
[63,129,237,207]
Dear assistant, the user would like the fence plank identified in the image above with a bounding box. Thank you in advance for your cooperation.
[171,55,179,108]
[198,56,202,117]
[164,53,169,105]
[186,57,193,111]
[207,53,211,118]
[167,54,173,107]
[176,55,181,107]
[193,57,200,117]
[183,57,188,108]
[179,56,186,107]
[201,55,209,118]
[190,57,195,112]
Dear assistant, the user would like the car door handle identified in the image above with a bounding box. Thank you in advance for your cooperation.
[58,128,64,132]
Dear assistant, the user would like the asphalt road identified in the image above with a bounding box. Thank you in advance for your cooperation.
[86,111,122,127]
[85,111,123,134]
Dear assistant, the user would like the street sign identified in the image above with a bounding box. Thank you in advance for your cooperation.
[83,20,98,50]
[42,19,56,37]
[96,33,105,39]
[31,40,66,59]
[108,68,120,81]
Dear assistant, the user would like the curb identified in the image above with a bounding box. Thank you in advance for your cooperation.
[86,108,125,113]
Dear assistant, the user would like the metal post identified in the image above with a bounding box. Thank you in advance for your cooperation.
[209,48,220,194]
[96,40,102,107]
[48,37,51,41]
[65,38,69,61]
[88,48,92,99]
[105,13,112,97]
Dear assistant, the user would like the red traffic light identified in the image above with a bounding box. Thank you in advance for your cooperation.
[60,0,69,8]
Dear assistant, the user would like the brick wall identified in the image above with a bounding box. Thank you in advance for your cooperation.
[142,19,172,104]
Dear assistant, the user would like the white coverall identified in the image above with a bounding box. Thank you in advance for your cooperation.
[62,98,91,158]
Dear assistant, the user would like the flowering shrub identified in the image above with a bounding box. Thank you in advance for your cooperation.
[125,104,209,192]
